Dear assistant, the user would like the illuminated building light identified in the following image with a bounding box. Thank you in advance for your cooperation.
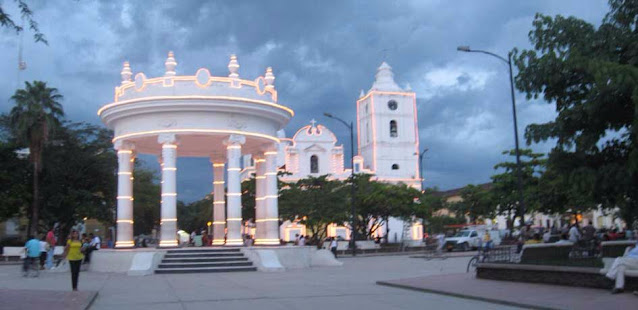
[225,239,244,245]
[159,240,179,247]
[112,129,279,144]
[214,201,225,204]
[254,239,280,245]
[255,176,265,180]
[254,159,265,163]
[161,218,177,222]
[212,221,226,224]
[213,181,225,184]
[161,193,177,196]
[130,198,134,201]
[255,197,265,201]
[117,196,132,199]
[264,151,278,155]
[118,172,132,175]
[115,241,134,247]
[162,167,177,171]
[264,172,277,176]
[226,218,242,221]
[227,168,241,171]
[357,90,415,103]
[255,218,279,223]
[162,144,177,149]
[226,193,241,196]
[116,220,134,224]
[213,163,225,167]
[212,240,225,245]
[264,195,278,199]
[117,150,133,154]
[98,95,293,117]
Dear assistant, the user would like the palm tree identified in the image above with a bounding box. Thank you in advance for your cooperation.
[10,81,64,235]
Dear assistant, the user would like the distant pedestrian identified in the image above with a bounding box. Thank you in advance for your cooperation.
[23,235,40,276]
[569,224,581,243]
[583,222,596,242]
[330,237,338,258]
[298,235,306,246]
[39,236,49,270]
[45,228,56,269]
[64,230,84,291]
[84,233,100,264]
[294,234,300,246]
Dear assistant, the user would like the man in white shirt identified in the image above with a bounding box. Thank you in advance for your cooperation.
[606,242,638,294]
[330,238,338,258]
[569,224,581,243]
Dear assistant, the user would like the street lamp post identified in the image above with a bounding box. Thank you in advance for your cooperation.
[418,148,428,190]
[457,46,527,226]
[323,112,357,256]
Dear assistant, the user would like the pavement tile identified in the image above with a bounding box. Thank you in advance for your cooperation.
[378,273,636,310]
[0,289,97,310]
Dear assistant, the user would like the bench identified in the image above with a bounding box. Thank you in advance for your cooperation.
[599,246,638,278]
[601,240,637,258]
[1,246,65,261]
[519,243,573,264]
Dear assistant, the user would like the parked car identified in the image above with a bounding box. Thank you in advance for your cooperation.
[444,229,482,251]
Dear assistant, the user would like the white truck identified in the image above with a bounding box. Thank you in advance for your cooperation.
[444,228,502,251]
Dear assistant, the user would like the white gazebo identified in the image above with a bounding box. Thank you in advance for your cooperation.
[98,51,293,248]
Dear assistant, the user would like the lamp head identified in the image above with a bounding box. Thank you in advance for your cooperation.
[323,112,333,118]
[457,46,471,52]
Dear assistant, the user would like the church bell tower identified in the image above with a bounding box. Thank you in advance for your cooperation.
[356,62,421,189]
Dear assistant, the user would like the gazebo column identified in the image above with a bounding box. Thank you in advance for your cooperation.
[254,156,267,244]
[260,148,280,245]
[115,141,135,248]
[159,134,178,248]
[224,134,245,246]
[211,159,226,245]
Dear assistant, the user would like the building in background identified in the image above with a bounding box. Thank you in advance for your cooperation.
[241,62,423,243]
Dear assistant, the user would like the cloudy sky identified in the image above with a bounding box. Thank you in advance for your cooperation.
[0,0,609,202]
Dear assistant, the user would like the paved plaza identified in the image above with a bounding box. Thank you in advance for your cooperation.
[0,255,525,310]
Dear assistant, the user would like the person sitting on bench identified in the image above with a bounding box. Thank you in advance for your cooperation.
[606,241,638,294]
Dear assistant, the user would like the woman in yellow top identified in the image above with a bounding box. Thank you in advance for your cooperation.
[63,230,84,291]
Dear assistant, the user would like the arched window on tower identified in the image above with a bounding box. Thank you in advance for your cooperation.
[390,120,398,137]
[310,155,319,173]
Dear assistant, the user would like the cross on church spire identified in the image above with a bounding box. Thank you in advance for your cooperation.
[310,119,317,127]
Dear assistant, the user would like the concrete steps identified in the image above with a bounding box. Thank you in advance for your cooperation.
[155,248,256,274]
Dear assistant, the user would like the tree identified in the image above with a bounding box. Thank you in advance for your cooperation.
[241,176,256,221]
[177,196,213,234]
[448,184,494,224]
[490,149,545,228]
[513,0,638,226]
[362,182,421,240]
[0,0,46,43]
[279,175,348,243]
[0,141,31,222]
[9,81,63,235]
[37,122,116,239]
[132,166,161,235]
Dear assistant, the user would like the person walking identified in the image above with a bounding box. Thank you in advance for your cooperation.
[330,237,338,258]
[39,236,49,270]
[63,230,84,291]
[45,228,56,269]
[23,235,41,276]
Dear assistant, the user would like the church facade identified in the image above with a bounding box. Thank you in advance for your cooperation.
[241,62,423,242]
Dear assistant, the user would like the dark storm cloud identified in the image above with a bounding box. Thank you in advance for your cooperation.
[0,0,609,201]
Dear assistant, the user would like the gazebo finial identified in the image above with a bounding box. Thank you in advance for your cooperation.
[165,51,177,77]
[228,54,239,78]
[264,67,275,89]
[121,61,132,85]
